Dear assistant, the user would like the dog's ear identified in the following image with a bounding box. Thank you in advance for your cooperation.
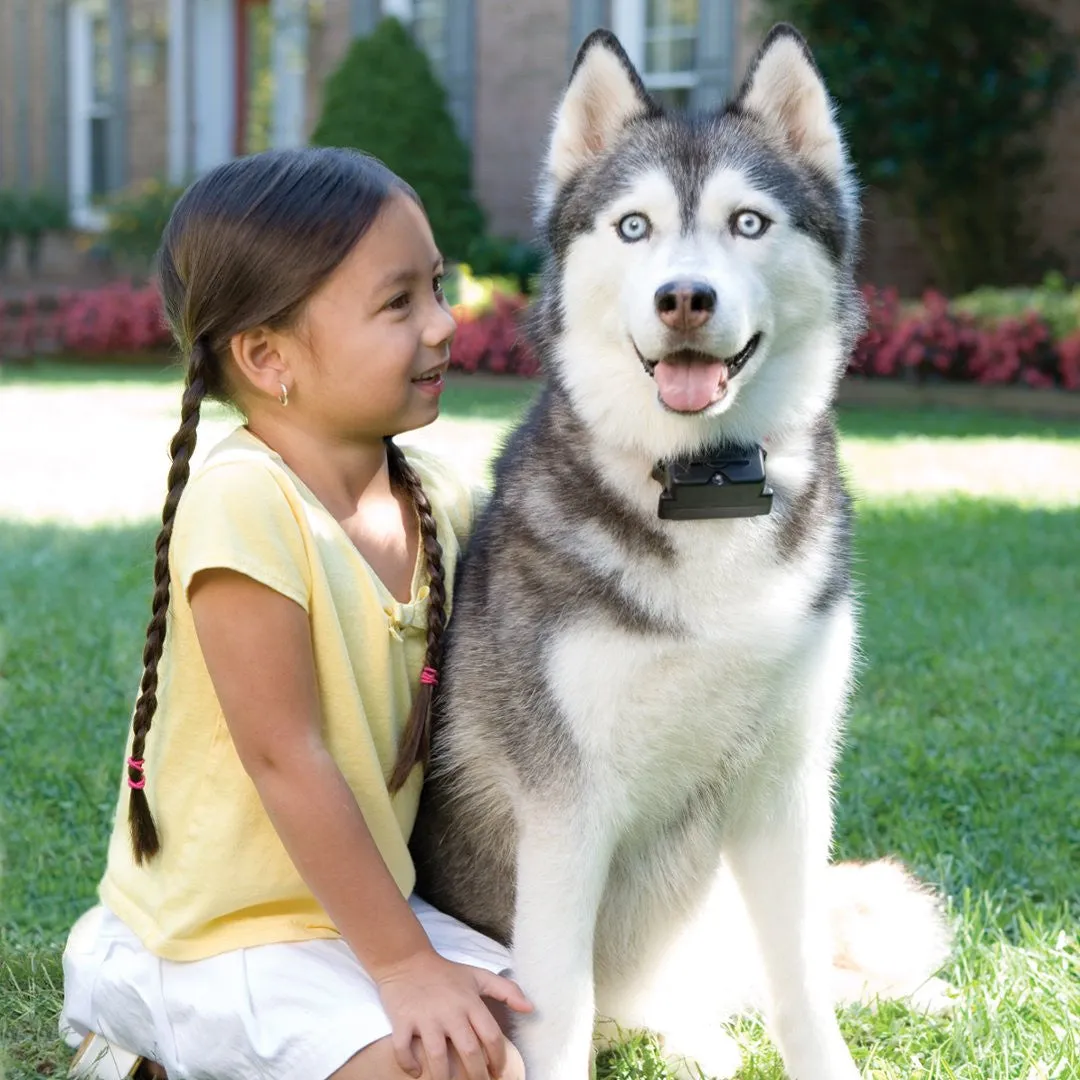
[546,30,655,184]
[735,24,847,182]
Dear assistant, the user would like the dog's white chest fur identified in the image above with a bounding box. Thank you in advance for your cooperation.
[544,469,822,817]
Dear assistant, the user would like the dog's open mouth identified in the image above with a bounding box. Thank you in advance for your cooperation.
[636,334,762,413]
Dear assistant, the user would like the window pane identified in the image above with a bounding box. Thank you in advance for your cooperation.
[91,16,111,105]
[669,0,697,29]
[670,35,696,72]
[651,86,692,112]
[646,0,697,32]
[644,0,698,76]
[90,116,110,199]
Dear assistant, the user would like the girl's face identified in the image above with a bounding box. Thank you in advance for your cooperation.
[282,192,456,441]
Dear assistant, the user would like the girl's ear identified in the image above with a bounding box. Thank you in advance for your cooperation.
[229,327,292,402]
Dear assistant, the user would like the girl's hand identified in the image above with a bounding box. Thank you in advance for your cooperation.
[374,949,532,1080]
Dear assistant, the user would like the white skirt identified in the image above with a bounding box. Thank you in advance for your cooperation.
[60,899,512,1080]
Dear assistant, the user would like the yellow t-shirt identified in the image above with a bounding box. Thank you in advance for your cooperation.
[99,426,481,961]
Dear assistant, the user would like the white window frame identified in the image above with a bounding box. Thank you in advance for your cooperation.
[68,0,112,231]
[612,0,700,104]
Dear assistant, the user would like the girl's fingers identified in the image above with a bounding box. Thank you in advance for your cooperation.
[390,1026,421,1078]
[419,1025,452,1080]
[449,1024,489,1080]
[474,970,534,1014]
[469,1004,507,1077]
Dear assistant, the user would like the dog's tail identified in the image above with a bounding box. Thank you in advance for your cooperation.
[825,857,954,1013]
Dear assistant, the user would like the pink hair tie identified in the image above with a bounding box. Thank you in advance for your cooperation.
[420,666,439,687]
[127,756,147,789]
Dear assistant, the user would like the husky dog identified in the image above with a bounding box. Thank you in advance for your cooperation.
[412,25,951,1080]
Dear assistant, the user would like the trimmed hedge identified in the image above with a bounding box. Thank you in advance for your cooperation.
[311,17,484,260]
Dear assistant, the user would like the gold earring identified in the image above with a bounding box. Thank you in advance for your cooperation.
[278,383,289,408]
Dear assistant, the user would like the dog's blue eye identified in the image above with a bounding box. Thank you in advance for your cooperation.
[617,213,651,242]
[733,211,770,239]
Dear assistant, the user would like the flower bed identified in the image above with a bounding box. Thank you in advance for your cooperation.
[851,286,1079,391]
[3,282,1078,392]
[0,284,171,361]
[449,294,539,376]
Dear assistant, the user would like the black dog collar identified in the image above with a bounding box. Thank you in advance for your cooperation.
[652,445,773,520]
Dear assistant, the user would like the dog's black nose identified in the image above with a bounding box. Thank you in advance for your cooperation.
[655,281,716,331]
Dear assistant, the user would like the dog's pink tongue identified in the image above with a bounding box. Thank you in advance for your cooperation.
[654,359,728,412]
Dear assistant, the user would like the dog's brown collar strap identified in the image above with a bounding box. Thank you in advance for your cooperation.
[652,445,774,520]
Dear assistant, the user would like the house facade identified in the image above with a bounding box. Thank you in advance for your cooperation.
[0,0,1078,289]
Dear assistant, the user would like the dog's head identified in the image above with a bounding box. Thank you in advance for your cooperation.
[534,25,863,459]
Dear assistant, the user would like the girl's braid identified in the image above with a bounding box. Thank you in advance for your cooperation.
[385,438,447,793]
[128,336,212,861]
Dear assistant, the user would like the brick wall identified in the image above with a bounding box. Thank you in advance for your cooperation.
[127,0,170,186]
[0,1,57,190]
[472,0,572,239]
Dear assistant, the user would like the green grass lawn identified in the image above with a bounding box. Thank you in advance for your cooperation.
[1,364,1077,1079]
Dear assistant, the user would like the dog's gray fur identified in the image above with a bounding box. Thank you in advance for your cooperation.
[412,25,950,1080]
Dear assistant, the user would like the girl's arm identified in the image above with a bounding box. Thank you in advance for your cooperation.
[189,568,530,1080]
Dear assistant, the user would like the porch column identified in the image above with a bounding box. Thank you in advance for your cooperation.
[610,0,643,71]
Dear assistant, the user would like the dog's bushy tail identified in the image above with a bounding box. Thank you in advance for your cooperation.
[826,857,955,1013]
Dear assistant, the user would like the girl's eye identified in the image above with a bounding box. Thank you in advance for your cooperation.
[732,210,771,239]
[388,293,411,311]
[617,213,651,243]
[433,274,444,296]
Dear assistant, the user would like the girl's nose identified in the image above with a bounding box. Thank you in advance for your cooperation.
[425,301,457,350]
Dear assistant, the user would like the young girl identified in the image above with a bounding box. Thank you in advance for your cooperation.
[60,147,530,1080]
